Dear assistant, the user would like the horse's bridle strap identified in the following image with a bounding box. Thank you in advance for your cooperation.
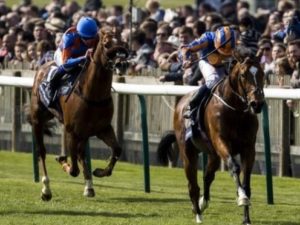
[74,89,112,107]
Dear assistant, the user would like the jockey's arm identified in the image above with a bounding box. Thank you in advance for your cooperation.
[181,34,209,66]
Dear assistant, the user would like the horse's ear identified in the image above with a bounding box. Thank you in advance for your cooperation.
[232,48,243,63]
[106,46,129,59]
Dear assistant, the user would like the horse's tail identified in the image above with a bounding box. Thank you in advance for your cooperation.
[24,103,54,136]
[157,130,179,167]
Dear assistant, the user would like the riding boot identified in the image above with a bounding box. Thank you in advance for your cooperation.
[184,84,209,125]
[48,66,65,107]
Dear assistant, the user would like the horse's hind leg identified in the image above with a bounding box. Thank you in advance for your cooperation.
[93,125,121,177]
[32,121,52,201]
[200,152,220,213]
[182,141,202,223]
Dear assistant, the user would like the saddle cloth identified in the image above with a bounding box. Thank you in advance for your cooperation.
[39,66,77,109]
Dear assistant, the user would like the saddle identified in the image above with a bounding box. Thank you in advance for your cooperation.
[39,66,79,120]
[186,79,224,152]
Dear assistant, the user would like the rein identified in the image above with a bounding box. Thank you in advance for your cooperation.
[187,36,233,65]
[212,66,251,112]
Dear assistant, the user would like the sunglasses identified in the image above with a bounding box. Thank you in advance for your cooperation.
[260,47,271,51]
[81,36,94,41]
[156,33,167,37]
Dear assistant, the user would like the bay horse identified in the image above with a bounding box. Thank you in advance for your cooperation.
[27,27,129,201]
[158,46,265,225]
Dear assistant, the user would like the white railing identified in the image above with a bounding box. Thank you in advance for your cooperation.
[0,75,300,99]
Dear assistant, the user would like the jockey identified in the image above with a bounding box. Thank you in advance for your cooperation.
[47,16,99,106]
[181,26,237,126]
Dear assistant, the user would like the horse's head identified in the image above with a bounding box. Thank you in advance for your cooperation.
[232,46,265,114]
[105,46,129,75]
[95,27,129,75]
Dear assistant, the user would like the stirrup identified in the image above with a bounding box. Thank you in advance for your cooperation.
[184,105,192,118]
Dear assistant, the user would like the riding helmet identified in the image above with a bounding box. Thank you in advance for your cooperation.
[214,26,236,56]
[76,17,98,39]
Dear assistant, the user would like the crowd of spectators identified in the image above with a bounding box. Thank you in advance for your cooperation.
[0,0,300,96]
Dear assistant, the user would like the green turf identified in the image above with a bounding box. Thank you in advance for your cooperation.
[0,151,299,225]
[6,0,194,9]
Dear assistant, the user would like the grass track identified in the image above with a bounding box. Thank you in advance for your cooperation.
[0,151,299,225]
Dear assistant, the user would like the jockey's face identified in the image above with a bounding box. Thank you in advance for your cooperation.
[81,37,96,47]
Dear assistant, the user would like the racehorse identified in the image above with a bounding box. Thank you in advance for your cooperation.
[27,27,129,201]
[157,46,265,225]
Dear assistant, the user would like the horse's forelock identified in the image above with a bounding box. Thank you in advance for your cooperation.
[233,45,256,63]
[106,46,129,60]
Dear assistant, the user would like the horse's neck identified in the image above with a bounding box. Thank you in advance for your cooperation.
[219,67,244,106]
[81,46,112,99]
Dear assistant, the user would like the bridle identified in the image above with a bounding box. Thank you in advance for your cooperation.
[213,60,264,112]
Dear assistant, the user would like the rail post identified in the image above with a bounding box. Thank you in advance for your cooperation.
[262,102,274,204]
[138,95,150,193]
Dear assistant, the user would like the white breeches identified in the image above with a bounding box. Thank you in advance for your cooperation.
[53,48,63,66]
[198,60,226,88]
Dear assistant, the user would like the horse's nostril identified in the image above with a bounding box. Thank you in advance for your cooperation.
[250,101,257,108]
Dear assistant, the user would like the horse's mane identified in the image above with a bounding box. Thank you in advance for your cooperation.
[233,45,258,63]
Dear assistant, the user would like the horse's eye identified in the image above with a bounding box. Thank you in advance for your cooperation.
[240,73,246,79]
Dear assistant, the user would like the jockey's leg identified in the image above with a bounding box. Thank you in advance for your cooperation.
[48,66,65,106]
[184,84,209,123]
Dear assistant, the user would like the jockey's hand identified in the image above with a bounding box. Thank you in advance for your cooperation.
[180,46,190,61]
[182,60,192,69]
[85,48,94,61]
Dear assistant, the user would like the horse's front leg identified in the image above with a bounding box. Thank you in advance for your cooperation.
[78,140,95,197]
[227,155,250,206]
[59,131,80,177]
[93,125,121,177]
[240,148,255,225]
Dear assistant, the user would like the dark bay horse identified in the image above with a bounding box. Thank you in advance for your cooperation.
[27,27,129,201]
[158,47,265,224]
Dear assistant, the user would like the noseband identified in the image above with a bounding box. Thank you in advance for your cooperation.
[214,63,263,112]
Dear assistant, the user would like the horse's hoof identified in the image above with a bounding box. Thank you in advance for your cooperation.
[69,168,80,177]
[84,188,95,198]
[55,155,67,164]
[41,192,52,201]
[196,214,203,223]
[237,197,250,206]
[93,168,112,177]
[199,196,209,213]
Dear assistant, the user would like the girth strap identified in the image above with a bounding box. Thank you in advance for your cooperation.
[74,89,112,107]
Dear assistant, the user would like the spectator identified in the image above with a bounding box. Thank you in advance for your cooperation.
[25,42,37,70]
[257,38,273,76]
[238,15,260,56]
[220,0,238,25]
[129,30,156,74]
[153,24,172,61]
[286,39,300,116]
[33,23,47,43]
[35,40,55,68]
[140,19,157,49]
[203,12,223,31]
[11,41,27,65]
[274,56,292,87]
[192,20,206,38]
[197,2,216,20]
[145,0,164,23]
[0,33,15,66]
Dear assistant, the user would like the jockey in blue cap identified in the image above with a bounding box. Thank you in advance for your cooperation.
[181,26,237,127]
[48,16,99,106]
